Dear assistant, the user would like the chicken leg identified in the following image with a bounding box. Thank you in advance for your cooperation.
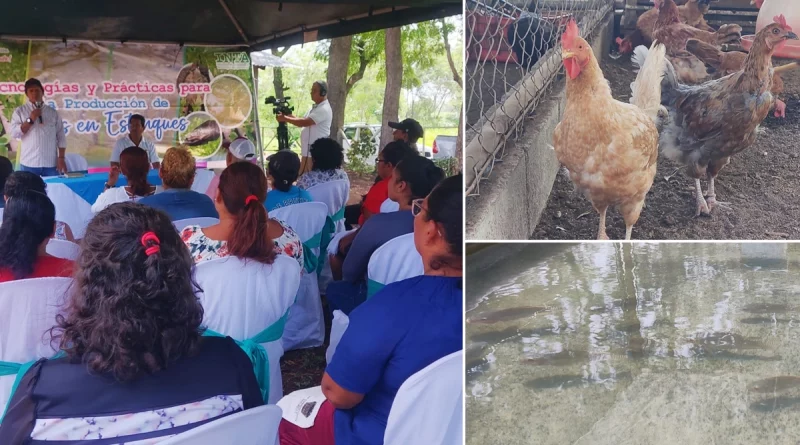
[596,206,610,240]
[620,200,645,241]
[706,176,732,211]
[695,178,711,216]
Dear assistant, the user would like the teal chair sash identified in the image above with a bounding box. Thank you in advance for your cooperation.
[331,205,345,223]
[316,216,335,276]
[1,351,65,422]
[367,279,385,299]
[203,310,288,403]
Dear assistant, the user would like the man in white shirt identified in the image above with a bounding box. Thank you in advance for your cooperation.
[110,114,160,169]
[276,80,332,175]
[10,78,67,176]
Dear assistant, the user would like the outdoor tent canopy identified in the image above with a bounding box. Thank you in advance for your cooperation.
[0,0,461,50]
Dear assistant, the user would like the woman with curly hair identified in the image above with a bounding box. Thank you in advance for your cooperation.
[4,171,75,241]
[0,203,263,444]
[296,137,349,190]
[0,188,73,281]
[182,161,304,270]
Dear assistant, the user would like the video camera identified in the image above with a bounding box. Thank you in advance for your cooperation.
[265,96,294,116]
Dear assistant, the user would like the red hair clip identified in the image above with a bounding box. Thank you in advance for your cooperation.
[245,195,258,205]
[141,231,160,256]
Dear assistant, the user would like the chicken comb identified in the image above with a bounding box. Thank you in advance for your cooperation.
[562,19,580,48]
[774,14,792,31]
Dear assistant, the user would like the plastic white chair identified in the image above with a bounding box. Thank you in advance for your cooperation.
[380,198,400,213]
[191,169,216,195]
[367,233,423,298]
[159,405,282,445]
[0,277,72,412]
[325,310,350,364]
[173,217,219,232]
[195,255,301,404]
[384,350,464,445]
[64,153,88,172]
[45,239,80,260]
[306,180,349,234]
[269,202,328,350]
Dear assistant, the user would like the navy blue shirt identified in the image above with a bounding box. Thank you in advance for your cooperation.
[138,188,218,221]
[325,275,463,445]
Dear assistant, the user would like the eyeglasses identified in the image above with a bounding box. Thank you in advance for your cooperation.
[375,158,388,165]
[411,198,427,217]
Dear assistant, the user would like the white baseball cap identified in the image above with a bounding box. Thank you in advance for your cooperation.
[229,137,256,161]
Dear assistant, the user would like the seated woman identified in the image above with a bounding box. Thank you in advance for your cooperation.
[278,174,463,445]
[296,137,349,190]
[4,171,75,241]
[327,155,445,314]
[0,203,263,443]
[265,150,312,211]
[91,146,158,213]
[0,189,74,282]
[182,161,303,270]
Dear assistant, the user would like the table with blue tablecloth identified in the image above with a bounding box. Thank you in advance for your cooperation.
[44,169,215,239]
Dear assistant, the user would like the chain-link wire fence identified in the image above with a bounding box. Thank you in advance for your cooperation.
[465,0,615,196]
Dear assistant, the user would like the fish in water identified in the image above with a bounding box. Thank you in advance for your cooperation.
[750,396,800,412]
[690,332,767,350]
[467,306,550,324]
[524,371,631,391]
[183,120,221,146]
[469,327,520,343]
[747,376,800,393]
[466,342,491,382]
[701,350,782,362]
[741,303,794,314]
[521,350,589,366]
[739,317,792,325]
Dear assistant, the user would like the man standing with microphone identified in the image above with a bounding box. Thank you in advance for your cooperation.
[10,78,67,176]
[276,80,331,175]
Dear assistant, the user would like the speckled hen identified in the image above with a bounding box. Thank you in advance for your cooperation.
[655,16,798,216]
[552,19,667,240]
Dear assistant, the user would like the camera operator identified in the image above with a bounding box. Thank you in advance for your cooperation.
[276,80,331,175]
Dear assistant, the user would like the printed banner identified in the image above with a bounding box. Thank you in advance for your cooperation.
[0,41,257,166]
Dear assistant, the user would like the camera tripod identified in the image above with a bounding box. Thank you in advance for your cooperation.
[277,121,290,151]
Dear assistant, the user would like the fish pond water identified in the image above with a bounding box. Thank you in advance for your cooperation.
[466,243,800,445]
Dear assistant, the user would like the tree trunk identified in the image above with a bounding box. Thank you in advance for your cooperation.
[271,47,290,99]
[440,19,463,88]
[326,36,353,143]
[380,27,402,150]
[455,108,463,174]
[345,46,370,96]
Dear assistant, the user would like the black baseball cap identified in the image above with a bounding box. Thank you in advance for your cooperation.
[388,118,424,144]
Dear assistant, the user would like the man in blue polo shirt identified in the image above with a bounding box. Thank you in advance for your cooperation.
[138,147,217,220]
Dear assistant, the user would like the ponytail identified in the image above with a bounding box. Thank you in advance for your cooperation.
[219,163,277,264]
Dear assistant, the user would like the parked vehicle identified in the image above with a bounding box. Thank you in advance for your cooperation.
[432,135,457,159]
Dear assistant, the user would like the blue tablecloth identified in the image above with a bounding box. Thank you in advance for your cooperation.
[45,171,162,206]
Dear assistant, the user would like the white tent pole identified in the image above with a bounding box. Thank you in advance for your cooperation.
[251,64,265,169]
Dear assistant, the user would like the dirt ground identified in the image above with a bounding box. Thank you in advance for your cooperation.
[346,169,374,205]
[533,53,800,240]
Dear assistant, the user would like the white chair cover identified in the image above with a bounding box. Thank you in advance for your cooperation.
[306,180,349,234]
[380,198,400,213]
[159,405,282,445]
[0,277,72,410]
[173,217,220,232]
[326,228,359,256]
[45,239,80,260]
[64,153,88,172]
[367,233,423,297]
[384,351,464,445]
[195,256,301,404]
[325,310,350,364]
[191,169,215,195]
[46,183,93,239]
[269,202,328,350]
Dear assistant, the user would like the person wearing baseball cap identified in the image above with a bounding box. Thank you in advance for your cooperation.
[388,118,424,149]
[205,136,256,200]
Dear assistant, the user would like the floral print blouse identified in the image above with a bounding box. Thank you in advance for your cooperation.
[297,168,350,190]
[181,219,304,271]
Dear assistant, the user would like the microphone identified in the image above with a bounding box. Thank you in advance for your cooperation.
[35,101,43,123]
